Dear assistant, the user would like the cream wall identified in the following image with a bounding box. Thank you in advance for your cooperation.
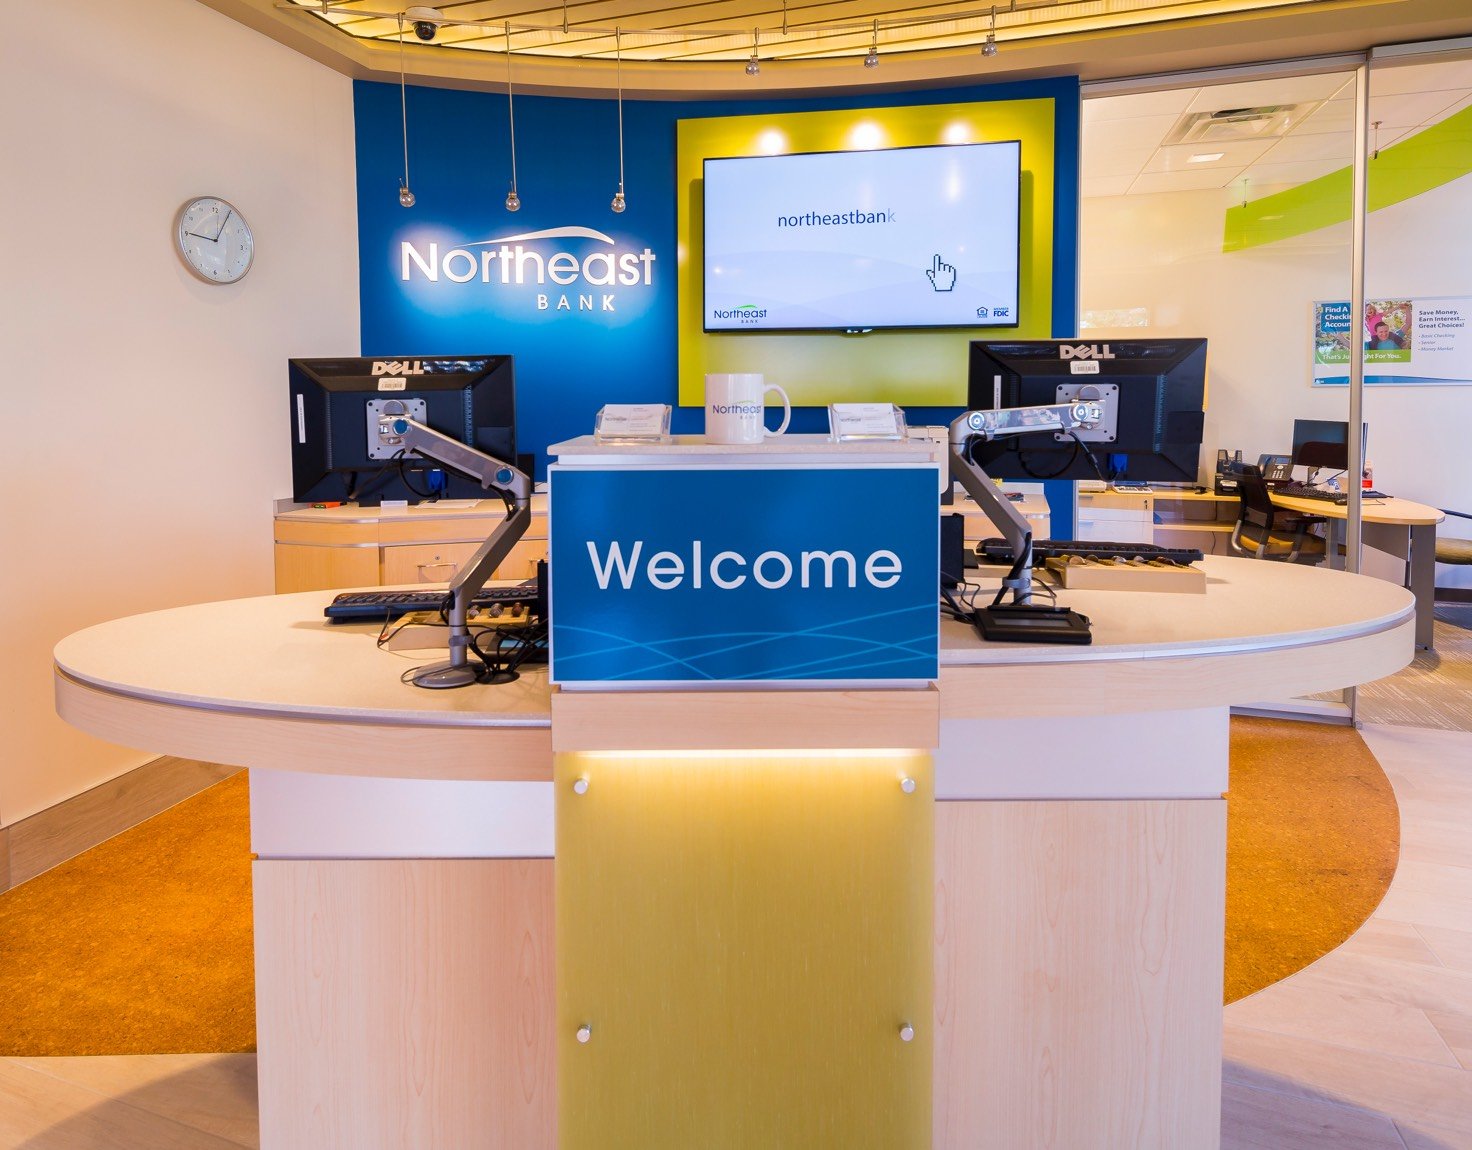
[1080,174,1472,587]
[0,0,359,825]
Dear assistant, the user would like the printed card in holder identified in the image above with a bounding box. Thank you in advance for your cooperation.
[594,404,672,443]
[828,403,907,442]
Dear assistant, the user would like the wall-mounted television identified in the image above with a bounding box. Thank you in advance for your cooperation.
[703,140,1021,333]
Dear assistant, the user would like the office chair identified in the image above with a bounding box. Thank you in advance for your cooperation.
[1436,509,1472,595]
[1230,470,1328,563]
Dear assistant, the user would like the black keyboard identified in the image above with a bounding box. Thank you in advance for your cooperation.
[324,585,539,622]
[979,538,1204,566]
[1272,481,1387,505]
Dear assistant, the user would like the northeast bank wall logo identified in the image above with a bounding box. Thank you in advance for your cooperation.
[399,226,656,317]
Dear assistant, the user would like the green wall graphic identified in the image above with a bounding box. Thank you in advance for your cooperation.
[1223,104,1472,252]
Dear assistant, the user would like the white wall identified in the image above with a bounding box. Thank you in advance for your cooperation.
[0,0,360,825]
[1081,174,1472,588]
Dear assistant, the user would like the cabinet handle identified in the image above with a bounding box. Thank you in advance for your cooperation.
[417,561,455,582]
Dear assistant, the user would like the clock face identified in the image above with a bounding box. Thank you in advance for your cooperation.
[175,197,254,284]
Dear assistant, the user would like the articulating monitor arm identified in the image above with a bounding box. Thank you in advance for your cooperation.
[949,401,1103,606]
[379,409,533,689]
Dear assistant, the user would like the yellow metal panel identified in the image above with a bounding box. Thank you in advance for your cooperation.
[557,748,933,1149]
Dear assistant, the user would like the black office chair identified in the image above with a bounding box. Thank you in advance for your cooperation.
[1230,469,1328,563]
[1436,509,1472,594]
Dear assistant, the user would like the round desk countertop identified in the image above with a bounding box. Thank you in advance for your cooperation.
[54,557,1414,775]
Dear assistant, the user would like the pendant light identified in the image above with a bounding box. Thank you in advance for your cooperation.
[864,20,879,68]
[397,15,416,207]
[504,22,521,211]
[981,6,998,57]
[611,28,626,213]
[746,27,760,76]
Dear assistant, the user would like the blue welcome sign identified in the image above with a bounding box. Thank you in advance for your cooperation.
[548,463,939,686]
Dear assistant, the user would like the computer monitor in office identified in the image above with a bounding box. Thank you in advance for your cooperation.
[1290,418,1366,474]
[964,338,1208,483]
[289,356,516,506]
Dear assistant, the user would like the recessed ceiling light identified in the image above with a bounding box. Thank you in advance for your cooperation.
[1188,152,1226,163]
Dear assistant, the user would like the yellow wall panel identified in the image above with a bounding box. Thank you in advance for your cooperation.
[556,748,934,1149]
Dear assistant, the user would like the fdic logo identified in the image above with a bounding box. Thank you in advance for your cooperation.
[1059,344,1116,360]
[400,226,656,316]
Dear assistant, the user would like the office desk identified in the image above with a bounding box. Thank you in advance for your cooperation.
[1269,493,1443,649]
[52,560,1414,1149]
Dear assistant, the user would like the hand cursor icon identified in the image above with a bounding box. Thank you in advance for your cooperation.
[927,254,956,292]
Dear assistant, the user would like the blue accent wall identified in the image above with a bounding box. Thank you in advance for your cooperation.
[354,77,1080,512]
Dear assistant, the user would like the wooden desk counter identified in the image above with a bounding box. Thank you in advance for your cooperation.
[51,558,1415,1150]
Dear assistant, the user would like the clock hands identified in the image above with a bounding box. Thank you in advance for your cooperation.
[184,209,233,244]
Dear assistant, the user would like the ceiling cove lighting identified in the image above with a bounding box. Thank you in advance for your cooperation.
[504,22,520,211]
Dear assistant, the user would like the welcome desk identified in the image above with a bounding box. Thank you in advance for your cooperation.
[54,555,1413,1149]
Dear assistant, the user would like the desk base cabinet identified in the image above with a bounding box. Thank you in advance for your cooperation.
[252,858,556,1149]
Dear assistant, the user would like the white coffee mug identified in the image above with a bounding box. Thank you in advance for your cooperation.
[704,374,791,444]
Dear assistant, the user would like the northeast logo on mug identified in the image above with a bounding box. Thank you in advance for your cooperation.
[705,374,791,444]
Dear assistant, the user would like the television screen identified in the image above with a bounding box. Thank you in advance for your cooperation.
[703,141,1021,333]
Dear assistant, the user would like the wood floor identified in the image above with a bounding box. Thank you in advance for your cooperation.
[2,722,1469,1149]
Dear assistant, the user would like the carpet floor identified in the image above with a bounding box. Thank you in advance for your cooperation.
[0,717,1399,1055]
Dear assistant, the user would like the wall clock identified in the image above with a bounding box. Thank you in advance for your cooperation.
[174,196,254,284]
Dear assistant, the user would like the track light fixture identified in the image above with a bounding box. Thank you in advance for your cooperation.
[981,6,998,56]
[864,20,879,68]
[745,27,760,76]
[611,28,626,213]
[397,15,415,207]
[504,23,520,211]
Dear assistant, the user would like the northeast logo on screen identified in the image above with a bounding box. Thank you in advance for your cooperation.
[711,305,767,325]
[398,226,657,318]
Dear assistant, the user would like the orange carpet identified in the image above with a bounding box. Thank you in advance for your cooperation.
[0,717,1400,1054]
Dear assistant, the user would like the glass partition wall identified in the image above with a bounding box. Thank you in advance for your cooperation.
[1079,46,1472,721]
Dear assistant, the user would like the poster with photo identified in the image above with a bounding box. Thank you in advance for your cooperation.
[1314,295,1472,386]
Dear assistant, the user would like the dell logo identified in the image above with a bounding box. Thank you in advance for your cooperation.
[372,360,426,376]
[1059,344,1116,360]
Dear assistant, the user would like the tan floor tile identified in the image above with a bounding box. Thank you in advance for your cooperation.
[9,1055,258,1148]
[1221,1081,1407,1149]
[1223,1028,1472,1136]
[1342,919,1448,968]
[1398,1119,1472,1150]
[1418,926,1472,974]
[1426,1010,1472,1071]
[1227,980,1459,1067]
[0,1058,253,1150]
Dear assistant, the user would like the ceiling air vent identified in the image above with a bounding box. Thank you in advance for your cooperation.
[1164,104,1316,145]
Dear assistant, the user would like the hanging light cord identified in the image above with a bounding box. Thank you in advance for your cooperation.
[506,23,519,195]
[616,28,625,197]
[398,15,411,193]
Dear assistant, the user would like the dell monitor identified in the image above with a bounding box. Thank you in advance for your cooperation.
[1291,418,1366,475]
[965,338,1208,483]
[289,356,516,506]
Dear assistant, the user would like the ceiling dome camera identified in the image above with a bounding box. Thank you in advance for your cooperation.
[405,6,444,42]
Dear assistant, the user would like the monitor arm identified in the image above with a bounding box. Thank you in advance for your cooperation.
[949,400,1102,605]
[379,409,533,689]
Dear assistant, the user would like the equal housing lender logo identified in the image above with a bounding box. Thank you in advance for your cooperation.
[399,226,657,315]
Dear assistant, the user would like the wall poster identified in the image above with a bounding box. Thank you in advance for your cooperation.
[1313,295,1472,386]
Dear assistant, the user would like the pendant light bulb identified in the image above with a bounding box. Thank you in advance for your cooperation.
[611,28,627,214]
[864,20,879,68]
[746,27,760,76]
[396,16,415,208]
[504,23,521,213]
[981,6,998,56]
